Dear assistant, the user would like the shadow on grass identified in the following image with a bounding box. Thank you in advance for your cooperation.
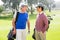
[0,15,13,20]
[0,14,37,20]
[29,14,36,20]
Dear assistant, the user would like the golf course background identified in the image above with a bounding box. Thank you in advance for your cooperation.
[0,10,60,40]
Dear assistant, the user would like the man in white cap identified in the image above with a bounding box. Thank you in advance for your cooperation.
[12,3,30,40]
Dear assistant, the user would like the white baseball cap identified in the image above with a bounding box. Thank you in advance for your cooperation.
[19,2,28,8]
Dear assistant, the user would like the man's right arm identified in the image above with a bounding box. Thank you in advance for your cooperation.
[12,10,17,29]
[12,18,16,34]
[12,10,17,34]
[12,18,16,30]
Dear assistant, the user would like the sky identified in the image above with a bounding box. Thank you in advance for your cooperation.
[0,0,60,5]
[0,0,4,5]
[54,0,60,2]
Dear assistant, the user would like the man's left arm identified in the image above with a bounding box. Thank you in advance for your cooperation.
[43,15,48,32]
[27,19,30,33]
[27,14,30,33]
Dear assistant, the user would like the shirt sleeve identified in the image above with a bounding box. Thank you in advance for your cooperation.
[28,15,29,20]
[42,14,48,33]
[13,10,17,18]
[27,13,29,21]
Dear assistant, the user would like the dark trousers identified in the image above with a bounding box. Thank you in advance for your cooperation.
[8,38,14,40]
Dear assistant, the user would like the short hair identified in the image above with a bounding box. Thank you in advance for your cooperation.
[37,6,44,11]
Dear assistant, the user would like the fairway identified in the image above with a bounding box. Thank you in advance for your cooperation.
[0,10,60,40]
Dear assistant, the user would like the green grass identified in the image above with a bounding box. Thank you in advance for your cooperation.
[0,14,13,20]
[0,10,60,40]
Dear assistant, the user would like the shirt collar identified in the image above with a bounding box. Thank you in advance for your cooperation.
[39,11,44,15]
[19,11,27,13]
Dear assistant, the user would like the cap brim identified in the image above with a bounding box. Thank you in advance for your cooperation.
[36,6,44,8]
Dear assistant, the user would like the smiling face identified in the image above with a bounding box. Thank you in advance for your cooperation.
[21,5,28,12]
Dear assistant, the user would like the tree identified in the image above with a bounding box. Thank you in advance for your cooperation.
[2,0,21,14]
[10,0,21,10]
[2,0,21,10]
[28,0,33,14]
[2,0,8,3]
[37,0,55,12]
[0,6,4,13]
[28,0,38,14]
